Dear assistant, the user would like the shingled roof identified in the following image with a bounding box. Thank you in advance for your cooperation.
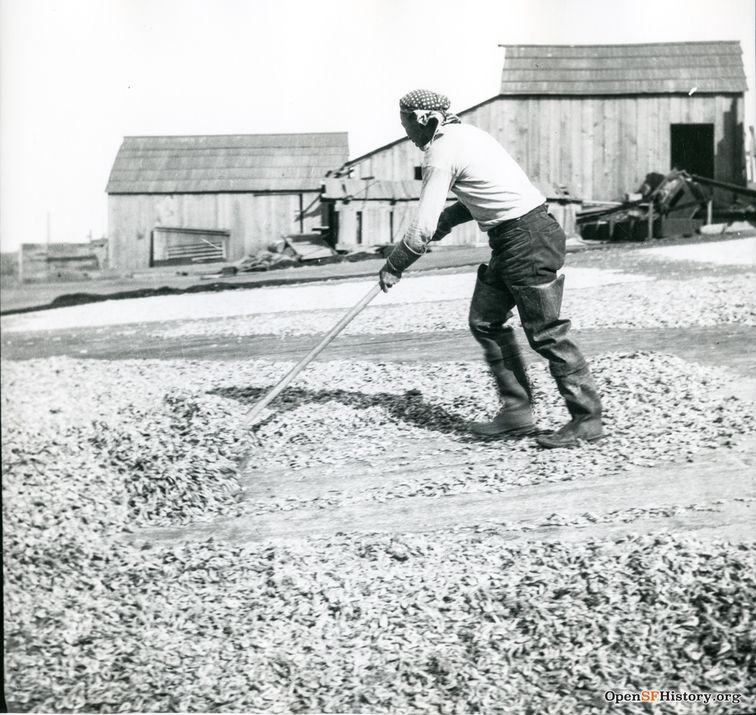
[106,133,349,194]
[499,41,747,95]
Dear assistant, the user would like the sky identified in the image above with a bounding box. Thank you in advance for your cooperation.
[0,0,754,252]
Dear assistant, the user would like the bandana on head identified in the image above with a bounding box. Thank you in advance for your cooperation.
[399,89,461,126]
[400,89,451,112]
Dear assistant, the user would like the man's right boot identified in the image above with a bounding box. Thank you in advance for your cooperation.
[536,366,603,448]
[506,275,604,448]
[469,354,535,437]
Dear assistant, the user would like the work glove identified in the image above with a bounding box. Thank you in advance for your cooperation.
[378,239,423,292]
[379,263,402,292]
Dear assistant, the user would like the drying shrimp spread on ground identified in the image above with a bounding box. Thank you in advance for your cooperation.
[2,238,755,713]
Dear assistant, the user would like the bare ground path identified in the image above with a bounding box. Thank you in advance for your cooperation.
[3,324,755,375]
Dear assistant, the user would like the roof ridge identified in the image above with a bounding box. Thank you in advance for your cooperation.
[498,41,746,95]
[107,133,350,193]
[499,40,741,48]
[121,131,348,140]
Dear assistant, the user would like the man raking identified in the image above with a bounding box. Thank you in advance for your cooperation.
[378,89,603,449]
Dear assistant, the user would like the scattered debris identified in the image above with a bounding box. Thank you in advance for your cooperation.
[578,170,708,242]
[218,236,303,274]
[203,233,388,277]
[578,170,756,243]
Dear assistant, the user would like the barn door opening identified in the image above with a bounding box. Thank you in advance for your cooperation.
[670,124,714,178]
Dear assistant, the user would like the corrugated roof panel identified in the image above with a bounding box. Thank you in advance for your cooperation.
[499,41,747,95]
[107,132,349,194]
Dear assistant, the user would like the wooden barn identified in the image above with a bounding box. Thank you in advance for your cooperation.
[106,133,348,270]
[332,41,747,247]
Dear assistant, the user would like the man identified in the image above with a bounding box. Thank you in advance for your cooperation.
[378,89,603,449]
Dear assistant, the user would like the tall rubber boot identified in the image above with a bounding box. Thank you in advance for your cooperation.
[469,333,535,437]
[536,366,603,448]
[469,267,535,437]
[509,275,603,447]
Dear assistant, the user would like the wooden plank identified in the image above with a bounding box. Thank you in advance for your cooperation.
[594,98,609,198]
[501,98,520,156]
[560,97,574,194]
[591,98,606,200]
[689,96,709,124]
[621,97,640,194]
[336,205,357,246]
[566,98,582,196]
[656,96,672,174]
[487,96,504,139]
[644,96,660,178]
[525,97,541,182]
[513,98,529,173]
[391,203,414,244]
[107,195,149,271]
[548,98,561,193]
[580,98,595,200]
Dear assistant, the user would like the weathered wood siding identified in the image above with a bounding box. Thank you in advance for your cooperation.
[332,198,580,248]
[18,242,106,283]
[334,199,484,248]
[349,94,744,202]
[108,192,320,270]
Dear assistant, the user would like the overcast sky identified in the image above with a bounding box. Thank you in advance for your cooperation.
[1,0,754,252]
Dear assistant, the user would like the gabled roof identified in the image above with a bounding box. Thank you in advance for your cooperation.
[106,133,349,194]
[500,41,747,95]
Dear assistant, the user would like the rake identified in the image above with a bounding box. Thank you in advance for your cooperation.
[244,283,383,430]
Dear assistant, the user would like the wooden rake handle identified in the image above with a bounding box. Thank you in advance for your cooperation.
[245,282,383,427]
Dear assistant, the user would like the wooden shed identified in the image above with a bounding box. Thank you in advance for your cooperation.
[321,178,448,248]
[320,178,581,248]
[337,41,747,245]
[106,133,348,270]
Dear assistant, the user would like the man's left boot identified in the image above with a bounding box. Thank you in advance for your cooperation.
[469,355,535,437]
[536,366,604,448]
[469,324,535,438]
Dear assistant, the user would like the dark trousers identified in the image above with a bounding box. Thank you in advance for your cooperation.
[468,204,602,422]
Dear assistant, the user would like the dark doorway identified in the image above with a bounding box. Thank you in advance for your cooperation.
[670,123,714,177]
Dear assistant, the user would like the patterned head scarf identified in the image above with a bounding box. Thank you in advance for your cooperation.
[399,89,461,126]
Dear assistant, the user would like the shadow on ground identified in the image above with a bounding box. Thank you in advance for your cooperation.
[209,384,538,442]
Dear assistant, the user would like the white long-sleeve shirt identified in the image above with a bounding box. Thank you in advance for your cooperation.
[402,123,546,254]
